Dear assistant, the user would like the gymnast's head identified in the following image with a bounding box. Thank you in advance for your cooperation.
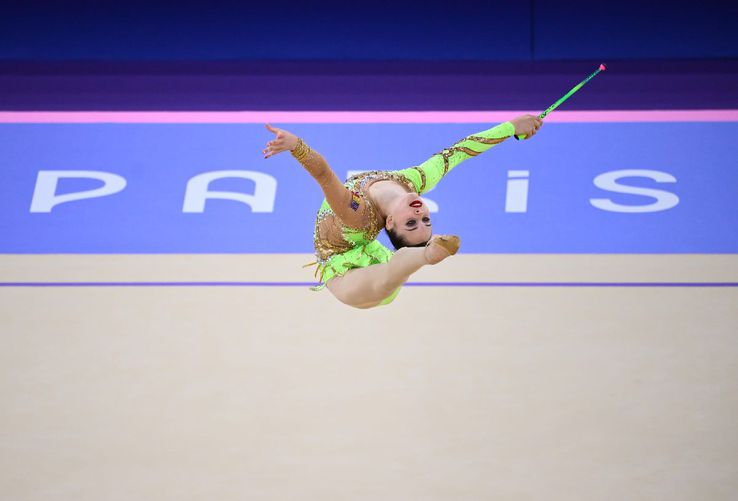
[384,192,432,249]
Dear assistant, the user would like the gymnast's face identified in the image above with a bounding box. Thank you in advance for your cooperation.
[386,192,432,246]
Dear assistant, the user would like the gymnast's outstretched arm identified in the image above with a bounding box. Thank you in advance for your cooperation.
[263,124,367,228]
[398,115,542,194]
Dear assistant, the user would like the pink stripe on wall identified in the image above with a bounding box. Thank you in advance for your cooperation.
[0,110,736,123]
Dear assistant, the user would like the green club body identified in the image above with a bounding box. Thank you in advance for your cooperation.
[515,64,606,140]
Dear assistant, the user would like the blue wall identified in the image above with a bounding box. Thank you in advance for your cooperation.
[1,0,736,61]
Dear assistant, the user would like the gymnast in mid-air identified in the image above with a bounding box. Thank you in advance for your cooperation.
[262,115,542,308]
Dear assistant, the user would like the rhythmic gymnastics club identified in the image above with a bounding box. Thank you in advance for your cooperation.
[515,63,607,140]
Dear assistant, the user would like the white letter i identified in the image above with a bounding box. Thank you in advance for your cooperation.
[505,170,529,213]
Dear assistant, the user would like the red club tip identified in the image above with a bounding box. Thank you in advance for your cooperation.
[599,63,607,71]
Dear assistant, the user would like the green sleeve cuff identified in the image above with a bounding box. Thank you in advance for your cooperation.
[501,121,515,137]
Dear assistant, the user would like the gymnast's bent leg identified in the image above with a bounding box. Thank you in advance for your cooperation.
[326,236,459,309]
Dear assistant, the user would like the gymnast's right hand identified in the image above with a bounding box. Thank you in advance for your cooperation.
[510,114,543,139]
[263,124,299,158]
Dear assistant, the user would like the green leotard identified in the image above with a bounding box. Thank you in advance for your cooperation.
[309,121,515,304]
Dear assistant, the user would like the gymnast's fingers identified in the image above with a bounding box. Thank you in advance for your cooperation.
[264,142,289,158]
[529,120,543,137]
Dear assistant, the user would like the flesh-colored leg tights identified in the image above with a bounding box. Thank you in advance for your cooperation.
[326,247,429,309]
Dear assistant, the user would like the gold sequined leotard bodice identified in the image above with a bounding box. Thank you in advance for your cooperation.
[313,170,415,262]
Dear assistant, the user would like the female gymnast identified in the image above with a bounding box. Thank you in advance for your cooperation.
[263,115,543,309]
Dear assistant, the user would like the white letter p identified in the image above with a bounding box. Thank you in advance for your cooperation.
[30,170,127,213]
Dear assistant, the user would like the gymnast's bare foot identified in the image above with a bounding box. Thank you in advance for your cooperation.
[424,235,461,265]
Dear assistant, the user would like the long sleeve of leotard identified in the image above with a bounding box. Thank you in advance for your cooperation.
[395,121,515,194]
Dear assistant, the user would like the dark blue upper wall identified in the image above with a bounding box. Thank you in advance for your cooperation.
[0,0,735,61]
[0,1,532,60]
[535,0,738,60]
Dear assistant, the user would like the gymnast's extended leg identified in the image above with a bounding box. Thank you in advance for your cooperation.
[326,236,459,309]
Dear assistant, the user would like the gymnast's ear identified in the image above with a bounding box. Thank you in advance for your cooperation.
[385,215,394,231]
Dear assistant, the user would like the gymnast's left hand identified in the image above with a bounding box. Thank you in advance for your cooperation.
[263,124,298,158]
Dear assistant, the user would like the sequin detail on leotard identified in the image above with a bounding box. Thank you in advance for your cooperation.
[311,170,415,283]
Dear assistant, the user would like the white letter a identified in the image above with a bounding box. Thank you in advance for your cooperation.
[183,170,277,213]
